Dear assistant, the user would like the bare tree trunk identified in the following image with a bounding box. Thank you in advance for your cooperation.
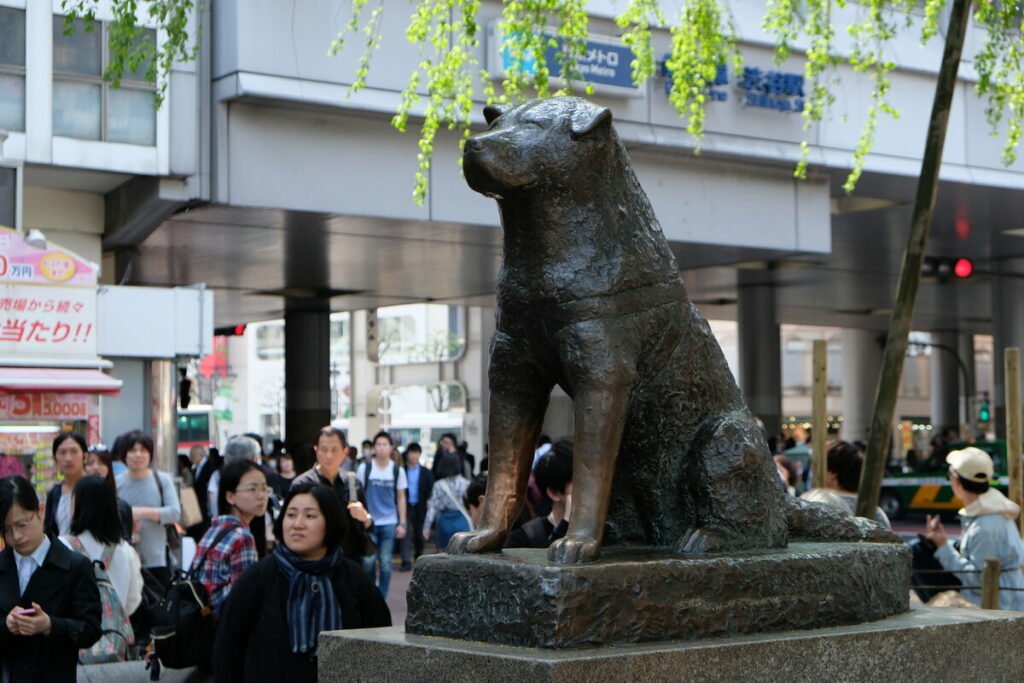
[856,0,973,518]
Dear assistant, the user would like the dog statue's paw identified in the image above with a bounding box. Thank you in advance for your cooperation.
[446,528,506,555]
[547,534,601,564]
[676,527,728,554]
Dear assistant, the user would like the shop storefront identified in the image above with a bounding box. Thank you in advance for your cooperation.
[0,225,120,495]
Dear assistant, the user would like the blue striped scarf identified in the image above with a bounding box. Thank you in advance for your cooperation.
[272,544,344,654]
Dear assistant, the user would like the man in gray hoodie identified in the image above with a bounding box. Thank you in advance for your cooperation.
[925,446,1024,610]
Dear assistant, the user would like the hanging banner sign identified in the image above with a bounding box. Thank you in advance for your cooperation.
[0,227,98,359]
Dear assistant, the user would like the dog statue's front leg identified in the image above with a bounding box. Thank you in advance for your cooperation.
[448,331,552,555]
[549,319,637,565]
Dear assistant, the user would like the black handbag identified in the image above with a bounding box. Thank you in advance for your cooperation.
[151,526,233,669]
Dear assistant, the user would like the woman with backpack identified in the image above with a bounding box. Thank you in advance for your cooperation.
[423,451,472,551]
[114,431,181,589]
[85,445,135,542]
[214,482,390,682]
[191,459,268,618]
[60,476,143,662]
[0,475,102,681]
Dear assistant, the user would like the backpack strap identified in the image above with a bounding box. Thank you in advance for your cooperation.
[191,523,239,577]
[63,534,86,555]
[393,463,400,507]
[98,542,117,571]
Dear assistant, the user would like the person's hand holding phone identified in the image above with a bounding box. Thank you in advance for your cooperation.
[8,603,50,637]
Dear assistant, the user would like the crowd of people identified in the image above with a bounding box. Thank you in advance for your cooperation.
[0,425,488,681]
[3,423,1023,680]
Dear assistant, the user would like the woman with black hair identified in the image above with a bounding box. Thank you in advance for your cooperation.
[423,451,471,551]
[214,482,390,682]
[85,445,134,542]
[0,476,101,682]
[191,459,268,619]
[114,431,180,589]
[43,432,88,537]
[59,476,143,618]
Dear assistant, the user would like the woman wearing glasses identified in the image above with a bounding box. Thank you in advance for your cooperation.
[0,476,101,682]
[191,460,270,619]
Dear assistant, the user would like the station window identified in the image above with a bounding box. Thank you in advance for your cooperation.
[52,16,156,145]
[0,7,25,132]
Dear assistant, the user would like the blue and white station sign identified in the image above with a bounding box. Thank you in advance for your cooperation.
[488,23,641,97]
[658,55,805,114]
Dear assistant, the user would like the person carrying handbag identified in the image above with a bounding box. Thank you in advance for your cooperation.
[114,431,181,590]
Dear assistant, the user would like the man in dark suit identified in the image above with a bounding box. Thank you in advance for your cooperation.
[187,445,221,540]
[400,442,434,570]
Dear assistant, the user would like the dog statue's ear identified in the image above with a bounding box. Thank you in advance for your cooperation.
[483,105,507,126]
[570,106,612,139]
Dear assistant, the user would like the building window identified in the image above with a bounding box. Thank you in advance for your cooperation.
[52,16,156,145]
[0,7,25,132]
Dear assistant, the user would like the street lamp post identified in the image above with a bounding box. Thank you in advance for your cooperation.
[909,340,974,439]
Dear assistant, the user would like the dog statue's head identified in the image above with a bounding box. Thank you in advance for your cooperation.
[463,97,613,199]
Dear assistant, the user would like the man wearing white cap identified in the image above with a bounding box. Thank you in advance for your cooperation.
[924,447,1024,610]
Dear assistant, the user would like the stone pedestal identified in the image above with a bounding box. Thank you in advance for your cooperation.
[319,608,1024,683]
[405,543,909,648]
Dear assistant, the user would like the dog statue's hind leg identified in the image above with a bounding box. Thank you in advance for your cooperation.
[448,331,553,555]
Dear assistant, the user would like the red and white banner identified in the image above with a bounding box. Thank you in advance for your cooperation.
[0,227,98,359]
[0,392,96,421]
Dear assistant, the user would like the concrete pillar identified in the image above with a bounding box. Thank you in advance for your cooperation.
[929,331,960,434]
[284,303,331,450]
[736,271,781,438]
[841,328,884,443]
[992,259,1024,438]
[149,358,177,474]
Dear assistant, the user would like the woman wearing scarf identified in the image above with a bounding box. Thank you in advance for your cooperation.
[213,482,390,682]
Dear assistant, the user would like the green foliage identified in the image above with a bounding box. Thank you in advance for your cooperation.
[974,0,1024,166]
[89,0,1024,202]
[61,0,196,108]
[664,0,739,145]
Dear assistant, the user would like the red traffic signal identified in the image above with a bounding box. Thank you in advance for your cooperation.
[953,258,973,279]
[214,324,247,337]
[922,256,974,283]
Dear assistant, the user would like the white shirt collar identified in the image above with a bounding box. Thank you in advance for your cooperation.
[15,535,51,568]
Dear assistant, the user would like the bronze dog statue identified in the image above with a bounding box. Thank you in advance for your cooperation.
[450,97,893,564]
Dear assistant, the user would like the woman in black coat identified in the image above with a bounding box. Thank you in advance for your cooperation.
[214,482,390,682]
[0,476,101,682]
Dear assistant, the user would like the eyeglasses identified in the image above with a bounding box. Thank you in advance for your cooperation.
[236,485,272,496]
[3,511,39,537]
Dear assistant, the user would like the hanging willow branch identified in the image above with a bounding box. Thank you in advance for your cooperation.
[67,1,1024,204]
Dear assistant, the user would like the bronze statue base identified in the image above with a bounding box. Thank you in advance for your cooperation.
[405,543,910,648]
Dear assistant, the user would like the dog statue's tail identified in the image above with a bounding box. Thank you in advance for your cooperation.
[785,496,902,544]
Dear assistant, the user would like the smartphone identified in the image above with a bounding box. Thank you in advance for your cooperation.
[15,608,36,616]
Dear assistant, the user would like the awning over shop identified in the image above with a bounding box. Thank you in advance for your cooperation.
[0,367,122,395]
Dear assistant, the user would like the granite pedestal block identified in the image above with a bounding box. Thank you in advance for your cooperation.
[405,542,909,648]
[319,608,1024,683]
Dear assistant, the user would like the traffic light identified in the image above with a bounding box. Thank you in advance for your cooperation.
[921,256,974,283]
[214,324,247,337]
[978,392,991,423]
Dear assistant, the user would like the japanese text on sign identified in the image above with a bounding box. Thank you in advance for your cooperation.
[0,284,97,358]
[737,67,805,113]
